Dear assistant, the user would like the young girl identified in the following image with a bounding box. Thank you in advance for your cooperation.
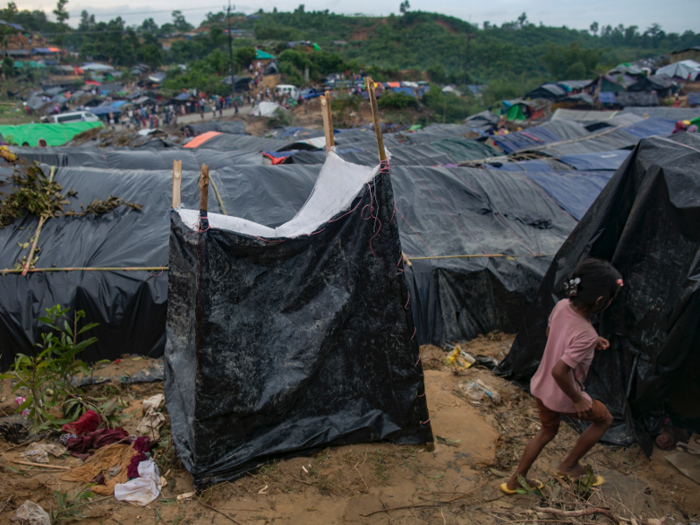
[501,258,623,494]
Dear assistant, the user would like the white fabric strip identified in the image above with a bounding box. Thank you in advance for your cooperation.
[177,150,384,239]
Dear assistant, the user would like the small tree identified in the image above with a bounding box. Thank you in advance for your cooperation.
[399,0,410,14]
[517,12,528,29]
[53,0,69,45]
[589,21,599,36]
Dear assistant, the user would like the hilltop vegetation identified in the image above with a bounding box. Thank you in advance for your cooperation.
[4,3,700,121]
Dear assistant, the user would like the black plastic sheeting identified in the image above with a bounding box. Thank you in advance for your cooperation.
[0,165,318,369]
[0,161,577,365]
[390,166,576,346]
[164,166,433,487]
[497,134,700,453]
[524,171,613,221]
[7,147,263,169]
[184,121,246,135]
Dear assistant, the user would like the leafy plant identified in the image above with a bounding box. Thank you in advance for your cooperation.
[377,90,417,110]
[0,305,98,429]
[52,488,96,523]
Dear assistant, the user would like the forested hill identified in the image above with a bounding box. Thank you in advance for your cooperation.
[11,3,700,88]
[245,10,699,82]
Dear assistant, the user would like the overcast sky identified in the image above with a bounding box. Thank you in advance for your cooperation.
[23,0,700,34]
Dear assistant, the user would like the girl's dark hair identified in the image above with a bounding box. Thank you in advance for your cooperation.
[563,258,622,312]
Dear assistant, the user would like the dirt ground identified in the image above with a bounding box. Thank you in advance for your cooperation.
[1,337,699,524]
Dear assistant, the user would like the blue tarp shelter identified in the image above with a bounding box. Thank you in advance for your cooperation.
[557,150,631,171]
[524,170,614,220]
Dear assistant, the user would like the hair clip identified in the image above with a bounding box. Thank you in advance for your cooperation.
[617,279,624,287]
[564,277,581,297]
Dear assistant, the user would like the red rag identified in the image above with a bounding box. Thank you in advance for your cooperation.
[127,453,147,479]
[67,428,129,457]
[62,409,100,435]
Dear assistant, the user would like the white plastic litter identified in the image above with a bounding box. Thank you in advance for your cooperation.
[458,379,501,404]
[14,500,50,525]
[114,458,162,506]
[20,443,67,464]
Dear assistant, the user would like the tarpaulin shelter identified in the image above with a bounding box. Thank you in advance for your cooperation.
[165,152,432,486]
[0,122,103,146]
[655,60,700,81]
[497,133,700,453]
[0,153,577,366]
[184,121,245,136]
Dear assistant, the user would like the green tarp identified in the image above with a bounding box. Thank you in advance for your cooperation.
[255,50,276,60]
[0,121,103,147]
[506,104,526,121]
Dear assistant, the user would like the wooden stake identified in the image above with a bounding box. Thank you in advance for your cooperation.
[172,160,182,209]
[10,460,71,470]
[365,77,386,161]
[199,164,209,212]
[320,91,334,154]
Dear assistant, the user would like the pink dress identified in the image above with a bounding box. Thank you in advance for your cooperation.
[530,299,598,413]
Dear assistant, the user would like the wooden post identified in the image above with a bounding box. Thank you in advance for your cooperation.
[172,160,182,209]
[365,77,387,161]
[199,164,209,230]
[320,91,334,155]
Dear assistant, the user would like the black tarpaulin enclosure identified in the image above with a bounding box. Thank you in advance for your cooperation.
[164,152,433,486]
[497,134,700,454]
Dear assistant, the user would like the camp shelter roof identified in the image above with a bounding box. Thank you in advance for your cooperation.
[183,131,221,148]
[429,137,499,162]
[551,109,624,121]
[622,117,677,139]
[524,83,567,101]
[0,160,577,364]
[0,122,103,147]
[184,120,246,135]
[563,92,595,105]
[9,146,263,170]
[255,49,276,60]
[89,107,120,116]
[82,62,114,71]
[492,120,588,154]
[532,127,639,156]
[487,159,563,172]
[174,92,191,101]
[619,107,700,120]
[655,59,700,80]
[183,132,297,152]
[689,93,700,107]
[627,74,673,93]
[617,92,658,107]
[556,150,631,171]
[556,80,594,91]
[522,170,614,221]
[498,133,700,450]
[110,101,128,108]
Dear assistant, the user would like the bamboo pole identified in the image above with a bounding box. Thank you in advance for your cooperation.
[320,91,334,154]
[365,77,386,161]
[172,160,182,209]
[199,164,209,230]
[3,267,169,274]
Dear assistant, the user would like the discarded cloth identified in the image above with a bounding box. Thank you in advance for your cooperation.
[19,443,67,464]
[66,427,129,459]
[62,409,100,435]
[61,443,137,496]
[14,500,50,525]
[127,436,152,479]
[136,395,166,440]
[115,458,162,506]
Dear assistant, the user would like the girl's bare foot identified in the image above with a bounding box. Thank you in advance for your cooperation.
[557,462,587,479]
[505,476,541,491]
